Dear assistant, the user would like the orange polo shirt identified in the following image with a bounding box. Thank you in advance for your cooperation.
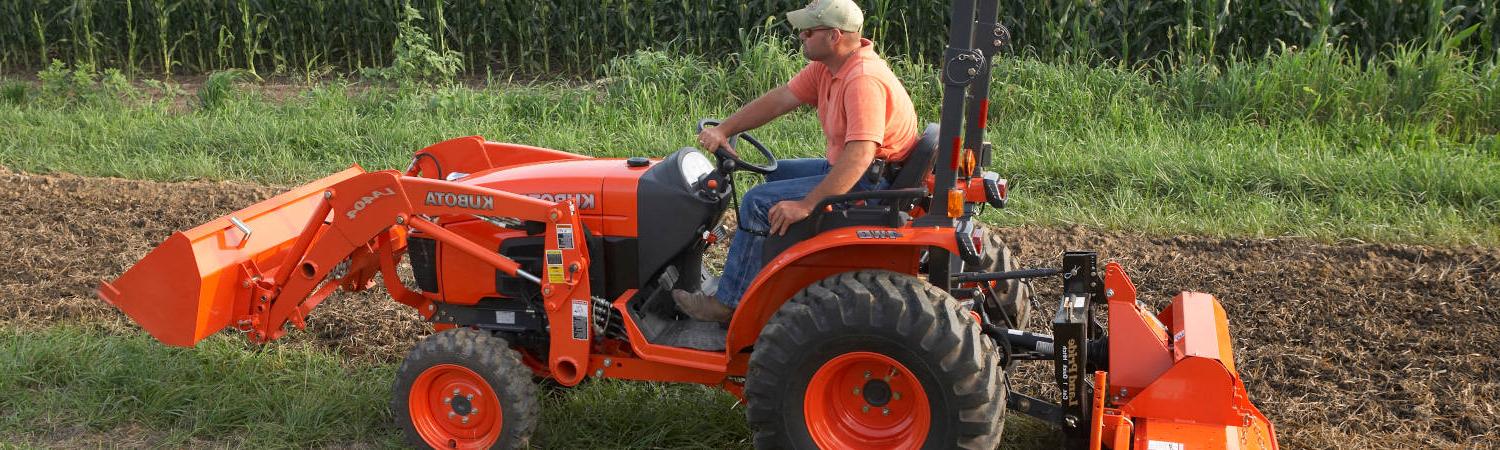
[786,38,918,164]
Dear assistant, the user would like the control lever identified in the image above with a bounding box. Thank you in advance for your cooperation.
[703,223,730,245]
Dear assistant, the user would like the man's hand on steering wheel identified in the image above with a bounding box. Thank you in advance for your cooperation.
[697,126,738,158]
[696,119,778,174]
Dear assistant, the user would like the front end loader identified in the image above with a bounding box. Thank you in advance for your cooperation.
[98,1,1278,448]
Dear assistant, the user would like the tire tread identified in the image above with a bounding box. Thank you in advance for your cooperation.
[746,270,1007,449]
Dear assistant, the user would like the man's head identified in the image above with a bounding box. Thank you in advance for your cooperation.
[787,0,864,61]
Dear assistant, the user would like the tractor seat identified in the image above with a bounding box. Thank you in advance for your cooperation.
[759,124,940,265]
[886,123,941,190]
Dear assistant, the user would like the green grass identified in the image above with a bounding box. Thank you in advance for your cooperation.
[0,325,1052,448]
[0,325,397,448]
[0,325,748,448]
[2,37,1494,245]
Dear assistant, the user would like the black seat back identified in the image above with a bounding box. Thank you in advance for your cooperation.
[888,123,940,189]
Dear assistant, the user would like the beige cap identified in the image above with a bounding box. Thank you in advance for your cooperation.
[787,0,864,33]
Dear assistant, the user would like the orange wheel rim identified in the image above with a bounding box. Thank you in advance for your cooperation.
[804,351,931,449]
[410,364,504,449]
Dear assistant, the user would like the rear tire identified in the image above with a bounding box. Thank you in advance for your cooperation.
[745,270,1007,449]
[392,328,539,449]
[977,226,1032,328]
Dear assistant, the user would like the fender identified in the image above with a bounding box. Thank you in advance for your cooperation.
[723,226,962,355]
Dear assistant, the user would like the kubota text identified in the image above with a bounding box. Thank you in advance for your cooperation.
[425,192,495,211]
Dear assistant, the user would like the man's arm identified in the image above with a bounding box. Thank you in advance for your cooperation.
[698,86,804,153]
[767,140,878,235]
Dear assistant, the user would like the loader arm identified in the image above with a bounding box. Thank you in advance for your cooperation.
[249,170,561,341]
[100,169,596,382]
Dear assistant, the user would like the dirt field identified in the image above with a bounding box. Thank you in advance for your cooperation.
[1,167,1496,449]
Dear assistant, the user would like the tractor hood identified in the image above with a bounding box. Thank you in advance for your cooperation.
[460,148,720,239]
[460,147,728,289]
[463,158,641,236]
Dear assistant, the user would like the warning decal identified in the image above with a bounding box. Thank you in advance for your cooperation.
[556,224,575,249]
[571,299,588,340]
[546,250,565,283]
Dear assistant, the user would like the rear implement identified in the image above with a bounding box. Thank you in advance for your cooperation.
[964,254,1278,449]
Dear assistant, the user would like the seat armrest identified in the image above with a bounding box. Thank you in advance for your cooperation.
[807,188,926,226]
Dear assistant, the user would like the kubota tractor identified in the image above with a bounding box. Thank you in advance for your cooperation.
[97,1,1278,448]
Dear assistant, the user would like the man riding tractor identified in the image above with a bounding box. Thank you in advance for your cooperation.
[98,0,1280,447]
[673,0,920,323]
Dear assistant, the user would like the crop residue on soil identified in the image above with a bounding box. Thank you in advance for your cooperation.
[0,168,1495,449]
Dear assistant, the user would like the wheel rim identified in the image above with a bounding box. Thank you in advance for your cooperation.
[410,363,504,449]
[804,352,931,449]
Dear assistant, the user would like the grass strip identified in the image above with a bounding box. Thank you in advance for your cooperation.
[0,39,1496,245]
[0,324,396,448]
[0,324,1056,448]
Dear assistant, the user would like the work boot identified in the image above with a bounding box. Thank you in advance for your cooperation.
[672,289,733,323]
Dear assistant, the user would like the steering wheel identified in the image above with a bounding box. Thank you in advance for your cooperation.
[696,118,778,174]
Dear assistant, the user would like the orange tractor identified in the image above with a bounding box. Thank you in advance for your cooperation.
[98,1,1277,448]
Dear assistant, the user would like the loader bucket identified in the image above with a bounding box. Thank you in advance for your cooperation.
[97,167,365,347]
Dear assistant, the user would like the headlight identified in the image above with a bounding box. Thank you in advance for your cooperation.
[679,151,715,188]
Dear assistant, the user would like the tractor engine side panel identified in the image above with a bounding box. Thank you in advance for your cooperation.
[431,219,531,305]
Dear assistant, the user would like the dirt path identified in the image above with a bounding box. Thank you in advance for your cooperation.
[1,168,1495,449]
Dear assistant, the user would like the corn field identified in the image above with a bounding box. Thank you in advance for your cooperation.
[1,0,1496,76]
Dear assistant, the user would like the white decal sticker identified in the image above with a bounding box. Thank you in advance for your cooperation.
[570,300,588,340]
[1147,441,1185,450]
[556,224,575,250]
[495,311,516,325]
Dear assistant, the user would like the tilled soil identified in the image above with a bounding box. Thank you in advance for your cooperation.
[1,168,1495,449]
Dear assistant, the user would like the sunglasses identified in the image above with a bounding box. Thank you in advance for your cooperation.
[798,27,836,39]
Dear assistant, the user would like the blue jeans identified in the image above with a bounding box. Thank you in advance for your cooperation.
[715,158,886,307]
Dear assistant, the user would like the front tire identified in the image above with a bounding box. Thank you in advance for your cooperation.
[392,328,539,449]
[745,270,1007,449]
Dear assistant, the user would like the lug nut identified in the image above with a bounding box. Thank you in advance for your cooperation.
[882,408,890,416]
[448,412,456,418]
[853,387,861,395]
[863,371,871,379]
[862,405,870,413]
[893,392,901,401]
[453,389,460,396]
[462,417,469,424]
[466,394,473,400]
[444,397,451,404]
